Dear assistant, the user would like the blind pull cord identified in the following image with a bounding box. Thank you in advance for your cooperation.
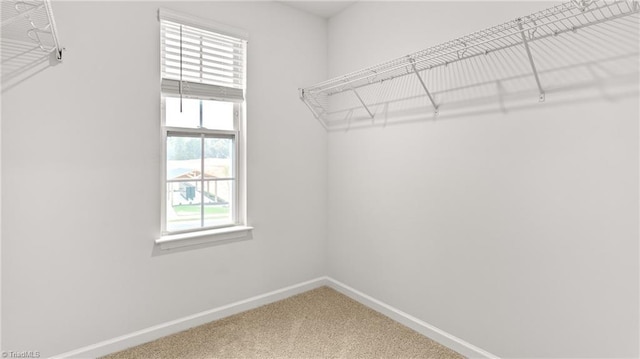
[179,24,183,113]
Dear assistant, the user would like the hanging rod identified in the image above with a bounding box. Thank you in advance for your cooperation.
[299,0,639,129]
[1,0,64,61]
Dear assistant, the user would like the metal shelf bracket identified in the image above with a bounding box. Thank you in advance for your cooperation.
[517,18,545,102]
[409,58,439,114]
[351,86,375,119]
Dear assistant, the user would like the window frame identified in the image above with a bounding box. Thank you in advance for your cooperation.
[157,9,250,248]
[161,101,244,236]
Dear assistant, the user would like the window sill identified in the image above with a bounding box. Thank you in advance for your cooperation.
[156,225,253,250]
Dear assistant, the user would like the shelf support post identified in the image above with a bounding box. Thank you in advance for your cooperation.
[517,19,545,102]
[409,58,439,114]
[351,87,375,119]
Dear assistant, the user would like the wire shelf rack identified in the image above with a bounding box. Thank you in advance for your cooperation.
[1,0,64,61]
[299,0,639,130]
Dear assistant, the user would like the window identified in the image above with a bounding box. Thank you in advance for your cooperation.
[159,9,249,242]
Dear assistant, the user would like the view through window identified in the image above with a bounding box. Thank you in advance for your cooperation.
[165,98,238,232]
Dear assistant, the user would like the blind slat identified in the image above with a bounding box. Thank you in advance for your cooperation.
[163,22,242,44]
[162,37,244,58]
[162,42,244,62]
[161,51,244,76]
[162,26,243,49]
[160,16,245,102]
[161,79,244,102]
[163,71,243,85]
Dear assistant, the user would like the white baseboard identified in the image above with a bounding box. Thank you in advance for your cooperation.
[52,277,327,359]
[53,276,497,359]
[325,277,499,359]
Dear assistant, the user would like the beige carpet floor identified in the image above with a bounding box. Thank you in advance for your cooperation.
[102,286,464,359]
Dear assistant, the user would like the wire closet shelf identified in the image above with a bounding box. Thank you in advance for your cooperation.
[1,0,64,61]
[299,0,640,130]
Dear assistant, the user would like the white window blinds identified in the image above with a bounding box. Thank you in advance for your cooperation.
[159,9,247,103]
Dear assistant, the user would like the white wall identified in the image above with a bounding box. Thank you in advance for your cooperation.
[327,2,639,358]
[1,1,327,356]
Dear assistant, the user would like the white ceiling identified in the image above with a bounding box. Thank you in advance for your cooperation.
[278,1,357,19]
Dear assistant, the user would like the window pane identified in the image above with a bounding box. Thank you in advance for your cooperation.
[167,136,201,180]
[204,137,234,179]
[203,180,234,227]
[202,100,234,130]
[166,181,202,232]
[166,97,200,128]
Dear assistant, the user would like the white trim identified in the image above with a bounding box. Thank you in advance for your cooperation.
[0,64,3,356]
[156,225,253,250]
[51,277,326,359]
[158,8,249,41]
[325,278,500,359]
[52,277,497,359]
[165,127,237,137]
